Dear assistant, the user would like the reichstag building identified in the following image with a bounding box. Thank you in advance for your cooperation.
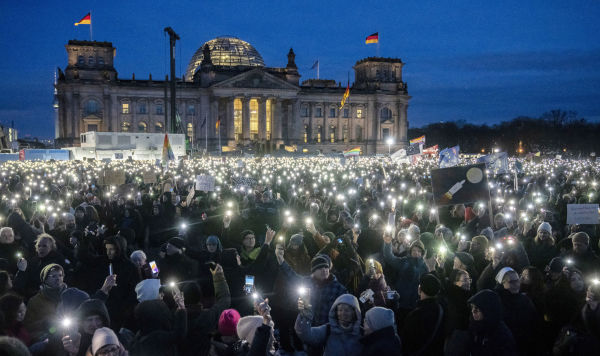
[55,36,410,154]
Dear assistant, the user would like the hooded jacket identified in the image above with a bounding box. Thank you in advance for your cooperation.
[382,241,428,309]
[129,300,187,356]
[467,290,517,356]
[295,294,363,356]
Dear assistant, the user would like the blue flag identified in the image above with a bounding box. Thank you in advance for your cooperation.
[439,145,460,168]
[477,152,509,174]
[311,60,319,69]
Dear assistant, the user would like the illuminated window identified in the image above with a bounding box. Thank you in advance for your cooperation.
[121,122,130,132]
[343,125,349,142]
[343,109,349,118]
[234,98,242,142]
[250,99,258,139]
[138,122,147,132]
[266,99,272,140]
[138,103,147,114]
[317,125,322,143]
[329,108,336,118]
[156,103,163,115]
[315,107,322,117]
[155,122,164,132]
[356,109,362,118]
[85,100,99,115]
[304,125,308,143]
[330,125,335,143]
[122,103,130,114]
[187,123,194,141]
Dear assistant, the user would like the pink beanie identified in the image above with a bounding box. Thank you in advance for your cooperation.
[218,309,241,336]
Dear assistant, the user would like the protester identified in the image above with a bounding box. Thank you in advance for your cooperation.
[467,289,517,355]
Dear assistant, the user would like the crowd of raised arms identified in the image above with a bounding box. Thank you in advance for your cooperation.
[0,156,599,356]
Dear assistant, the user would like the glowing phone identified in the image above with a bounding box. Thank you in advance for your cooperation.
[149,261,159,275]
[244,275,255,294]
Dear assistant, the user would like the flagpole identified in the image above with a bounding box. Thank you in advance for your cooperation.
[317,59,319,79]
[205,114,208,154]
[89,11,93,41]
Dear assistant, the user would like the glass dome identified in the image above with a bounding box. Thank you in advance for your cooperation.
[186,36,265,80]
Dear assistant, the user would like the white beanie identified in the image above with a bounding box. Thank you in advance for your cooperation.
[537,222,552,233]
[495,267,516,285]
[236,315,273,345]
[365,307,395,332]
[135,279,161,302]
[91,327,119,355]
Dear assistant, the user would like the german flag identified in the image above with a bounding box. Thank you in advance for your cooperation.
[365,32,379,44]
[215,118,220,130]
[339,83,350,109]
[74,13,91,26]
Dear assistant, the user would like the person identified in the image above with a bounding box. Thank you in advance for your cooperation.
[524,221,557,270]
[494,267,537,355]
[235,299,276,356]
[88,327,128,356]
[209,308,243,355]
[360,306,401,356]
[401,273,445,356]
[0,227,21,275]
[295,294,363,356]
[158,237,197,284]
[0,294,30,346]
[129,250,152,280]
[61,298,112,356]
[24,263,67,341]
[469,235,489,275]
[238,230,261,266]
[565,232,600,275]
[0,270,13,296]
[467,289,517,356]
[0,336,31,356]
[357,259,390,310]
[443,269,473,355]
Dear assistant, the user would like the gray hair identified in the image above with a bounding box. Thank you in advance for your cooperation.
[130,250,147,264]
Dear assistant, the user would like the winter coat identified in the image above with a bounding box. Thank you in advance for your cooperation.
[279,261,347,326]
[357,274,390,309]
[494,287,537,355]
[158,252,197,284]
[359,326,402,356]
[401,297,445,356]
[295,294,363,356]
[129,300,188,356]
[565,249,600,276]
[443,284,472,336]
[382,242,428,309]
[553,302,600,355]
[524,239,558,270]
[467,290,517,356]
[14,250,70,299]
[24,283,67,342]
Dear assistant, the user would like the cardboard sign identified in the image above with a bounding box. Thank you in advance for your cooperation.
[142,171,156,184]
[431,163,490,206]
[104,171,126,186]
[567,204,600,225]
[195,175,215,192]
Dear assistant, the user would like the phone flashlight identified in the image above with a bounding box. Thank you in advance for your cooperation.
[109,263,113,276]
[16,252,22,259]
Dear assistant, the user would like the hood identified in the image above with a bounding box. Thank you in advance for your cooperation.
[468,289,503,326]
[134,299,173,335]
[77,299,110,330]
[328,293,362,335]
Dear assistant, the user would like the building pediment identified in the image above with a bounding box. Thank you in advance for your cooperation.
[211,68,299,91]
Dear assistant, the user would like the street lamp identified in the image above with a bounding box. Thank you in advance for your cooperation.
[386,137,394,155]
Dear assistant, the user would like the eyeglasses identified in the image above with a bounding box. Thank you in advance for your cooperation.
[97,345,120,356]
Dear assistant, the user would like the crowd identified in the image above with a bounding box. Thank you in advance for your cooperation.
[0,155,598,356]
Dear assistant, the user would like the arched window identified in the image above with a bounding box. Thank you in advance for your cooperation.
[88,56,95,66]
[138,122,147,133]
[187,123,194,141]
[155,122,164,132]
[380,107,392,122]
[250,99,258,140]
[78,55,85,65]
[85,100,99,115]
[121,122,131,132]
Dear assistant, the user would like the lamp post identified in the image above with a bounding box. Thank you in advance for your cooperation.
[386,137,394,156]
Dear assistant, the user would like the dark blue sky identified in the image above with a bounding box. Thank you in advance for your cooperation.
[1,0,599,138]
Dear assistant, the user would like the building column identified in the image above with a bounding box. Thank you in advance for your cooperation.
[73,93,81,139]
[399,102,408,145]
[274,99,283,146]
[226,97,235,145]
[337,106,343,141]
[367,99,375,141]
[242,97,250,143]
[110,94,118,133]
[291,99,301,145]
[103,95,111,132]
[258,97,267,141]
[210,98,219,140]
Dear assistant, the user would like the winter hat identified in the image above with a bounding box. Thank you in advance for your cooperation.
[91,327,120,355]
[495,267,516,284]
[77,299,110,328]
[419,232,435,249]
[548,257,565,273]
[480,227,494,241]
[572,232,590,244]
[135,279,161,302]
[58,288,90,315]
[237,315,273,344]
[419,274,441,296]
[364,307,395,332]
[455,252,475,267]
[218,309,241,336]
[409,240,425,254]
[311,254,331,273]
[288,234,304,247]
[167,237,186,250]
[40,263,64,283]
[537,222,552,233]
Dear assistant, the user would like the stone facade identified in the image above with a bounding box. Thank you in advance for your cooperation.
[55,37,410,154]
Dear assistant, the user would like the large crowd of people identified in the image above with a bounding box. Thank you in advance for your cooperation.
[0,155,599,356]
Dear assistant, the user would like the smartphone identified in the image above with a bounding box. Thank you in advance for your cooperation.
[337,238,343,244]
[205,261,217,271]
[244,275,255,294]
[149,261,159,275]
[109,263,113,276]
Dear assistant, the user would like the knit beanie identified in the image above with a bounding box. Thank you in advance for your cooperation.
[455,252,475,267]
[409,240,425,254]
[58,288,90,315]
[548,257,565,273]
[311,254,331,273]
[218,309,241,336]
[365,307,395,332]
[495,267,516,284]
[537,222,552,233]
[40,263,64,283]
[135,279,161,302]
[419,274,441,296]
[167,237,186,250]
[91,327,120,355]
[288,234,304,247]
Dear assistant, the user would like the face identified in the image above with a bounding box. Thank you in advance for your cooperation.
[537,230,551,241]
[570,273,585,292]
[97,345,120,356]
[75,210,85,219]
[312,267,330,282]
[470,240,481,252]
[503,272,521,294]
[135,256,147,268]
[242,234,256,250]
[336,303,355,326]
[36,238,52,258]
[573,239,588,254]
[410,247,423,258]
[45,269,64,289]
[520,269,531,285]
[82,314,104,335]
[453,257,465,270]
[16,303,26,322]
[206,241,218,253]
[471,304,484,321]
[0,229,14,244]
[152,206,160,216]
[165,243,180,256]
[586,287,599,307]
[105,244,118,260]
[455,273,472,291]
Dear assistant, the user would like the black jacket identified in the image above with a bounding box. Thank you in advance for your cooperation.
[401,297,445,356]
[360,326,402,356]
[494,287,537,355]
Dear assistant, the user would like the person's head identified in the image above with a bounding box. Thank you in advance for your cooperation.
[470,235,489,254]
[75,207,85,220]
[40,263,64,289]
[130,250,147,268]
[35,234,56,258]
[84,205,100,223]
[104,241,118,261]
[0,336,30,356]
[218,309,241,338]
[0,294,26,324]
[520,266,544,288]
[366,259,383,280]
[535,222,554,245]
[336,303,356,327]
[493,213,505,229]
[206,235,221,253]
[418,274,441,299]
[409,240,425,258]
[586,283,600,309]
[363,307,395,335]
[240,230,256,251]
[77,299,110,336]
[453,252,474,271]
[63,213,76,230]
[468,289,503,324]
[434,225,453,243]
[453,269,472,291]
[331,294,360,329]
[310,254,331,282]
[568,269,585,293]
[572,232,590,254]
[166,237,186,255]
[500,269,521,294]
[451,204,465,218]
[0,227,14,244]
[91,327,122,356]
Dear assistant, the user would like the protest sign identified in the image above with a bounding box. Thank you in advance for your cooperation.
[104,171,126,186]
[142,171,156,184]
[195,175,215,192]
[431,163,490,206]
[567,204,600,225]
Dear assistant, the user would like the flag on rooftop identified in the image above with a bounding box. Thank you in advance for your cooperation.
[365,32,379,44]
[74,13,91,26]
[339,83,350,109]
[311,60,319,69]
